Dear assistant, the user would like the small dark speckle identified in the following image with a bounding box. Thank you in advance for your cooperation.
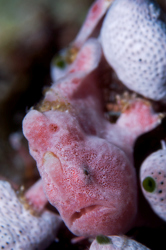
[139,58,142,62]
[1,247,5,249]
[158,190,162,194]
[160,155,163,157]
[161,198,164,201]
[161,182,164,185]
[49,124,58,132]
[83,169,89,176]
[159,172,161,174]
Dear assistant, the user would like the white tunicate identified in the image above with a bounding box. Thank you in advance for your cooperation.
[0,180,62,250]
[101,0,166,101]
[140,148,166,221]
[89,235,150,249]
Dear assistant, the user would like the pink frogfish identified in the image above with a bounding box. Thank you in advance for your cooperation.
[23,39,161,237]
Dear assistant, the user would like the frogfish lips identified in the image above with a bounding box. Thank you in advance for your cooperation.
[63,204,118,237]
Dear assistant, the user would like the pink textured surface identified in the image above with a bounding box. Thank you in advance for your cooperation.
[74,0,112,47]
[25,179,48,212]
[23,39,160,237]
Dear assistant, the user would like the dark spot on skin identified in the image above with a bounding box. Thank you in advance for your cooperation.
[161,198,164,201]
[33,149,39,153]
[159,172,161,174]
[139,58,142,62]
[158,190,162,194]
[83,169,89,176]
[92,3,99,13]
[161,182,164,185]
[72,78,80,84]
[49,124,58,132]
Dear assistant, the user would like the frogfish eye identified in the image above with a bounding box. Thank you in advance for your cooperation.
[142,176,156,193]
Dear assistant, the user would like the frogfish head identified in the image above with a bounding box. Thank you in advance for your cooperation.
[41,137,138,237]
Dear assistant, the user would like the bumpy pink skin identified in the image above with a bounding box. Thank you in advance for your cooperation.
[23,39,160,237]
[25,179,48,213]
[73,0,113,48]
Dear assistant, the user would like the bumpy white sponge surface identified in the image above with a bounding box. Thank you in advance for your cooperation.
[0,180,62,250]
